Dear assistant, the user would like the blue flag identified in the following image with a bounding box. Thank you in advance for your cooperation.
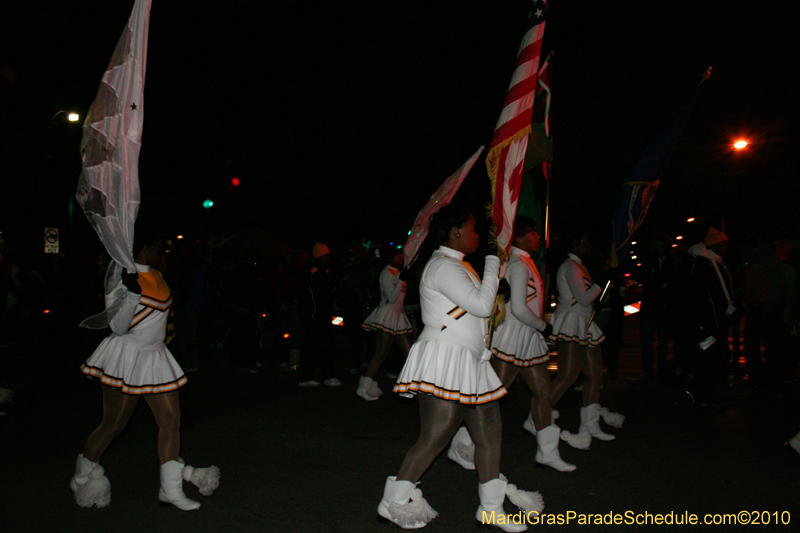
[611,68,711,266]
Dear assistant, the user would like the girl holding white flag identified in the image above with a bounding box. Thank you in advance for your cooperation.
[70,233,219,510]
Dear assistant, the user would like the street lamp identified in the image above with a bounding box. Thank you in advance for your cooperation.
[52,110,81,123]
[733,140,748,150]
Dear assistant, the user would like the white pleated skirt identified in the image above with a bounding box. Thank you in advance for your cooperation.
[549,311,605,347]
[80,335,187,395]
[393,338,507,405]
[362,305,413,336]
[491,317,550,367]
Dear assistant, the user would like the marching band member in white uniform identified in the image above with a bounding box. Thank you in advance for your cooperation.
[448,217,574,473]
[549,232,621,448]
[377,206,542,531]
[70,235,218,510]
[357,247,414,401]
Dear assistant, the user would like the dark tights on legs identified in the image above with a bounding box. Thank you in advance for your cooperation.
[144,391,181,464]
[491,359,552,431]
[365,333,412,379]
[397,394,502,484]
[550,342,603,408]
[83,386,181,465]
[84,386,139,462]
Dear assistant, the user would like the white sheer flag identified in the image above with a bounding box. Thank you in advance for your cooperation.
[76,0,151,328]
[403,146,484,269]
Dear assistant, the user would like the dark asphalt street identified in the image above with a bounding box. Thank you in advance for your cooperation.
[2,316,799,532]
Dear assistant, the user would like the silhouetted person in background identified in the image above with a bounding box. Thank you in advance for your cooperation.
[672,226,734,408]
[297,243,340,387]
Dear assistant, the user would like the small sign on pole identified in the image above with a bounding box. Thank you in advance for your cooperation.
[45,227,59,254]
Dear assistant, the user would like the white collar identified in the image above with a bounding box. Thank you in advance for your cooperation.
[437,246,465,261]
[135,263,151,273]
[567,253,582,265]
[511,246,530,259]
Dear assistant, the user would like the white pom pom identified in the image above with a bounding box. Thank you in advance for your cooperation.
[561,430,591,450]
[501,474,544,515]
[480,348,493,363]
[387,487,438,527]
[74,466,111,508]
[183,465,220,496]
[599,407,625,429]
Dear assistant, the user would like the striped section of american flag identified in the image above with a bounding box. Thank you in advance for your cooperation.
[487,0,548,260]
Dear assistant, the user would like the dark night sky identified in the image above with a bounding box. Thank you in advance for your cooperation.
[2,0,798,256]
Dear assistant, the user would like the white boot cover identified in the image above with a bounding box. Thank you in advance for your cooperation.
[159,460,201,511]
[74,464,111,508]
[377,476,438,529]
[182,464,220,496]
[580,404,615,441]
[368,379,384,397]
[560,429,591,450]
[446,426,476,470]
[501,474,544,516]
[523,410,559,437]
[599,406,625,428]
[70,454,96,492]
[522,412,537,436]
[356,376,379,401]
[535,425,576,472]
[476,476,536,532]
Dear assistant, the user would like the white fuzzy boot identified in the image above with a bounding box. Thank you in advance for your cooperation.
[368,379,384,397]
[476,475,542,532]
[159,460,201,511]
[522,412,537,436]
[523,410,559,436]
[599,406,625,428]
[70,454,96,492]
[579,403,615,441]
[356,376,380,401]
[70,454,111,508]
[535,425,576,472]
[377,476,438,529]
[446,426,476,470]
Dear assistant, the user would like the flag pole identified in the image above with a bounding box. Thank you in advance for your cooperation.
[543,158,551,274]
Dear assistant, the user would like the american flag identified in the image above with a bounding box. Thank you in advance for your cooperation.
[487,0,548,261]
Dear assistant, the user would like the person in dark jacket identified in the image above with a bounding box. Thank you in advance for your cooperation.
[296,243,340,387]
[672,226,734,407]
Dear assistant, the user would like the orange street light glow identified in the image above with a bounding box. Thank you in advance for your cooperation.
[687,217,695,223]
[734,140,748,150]
[676,235,683,240]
